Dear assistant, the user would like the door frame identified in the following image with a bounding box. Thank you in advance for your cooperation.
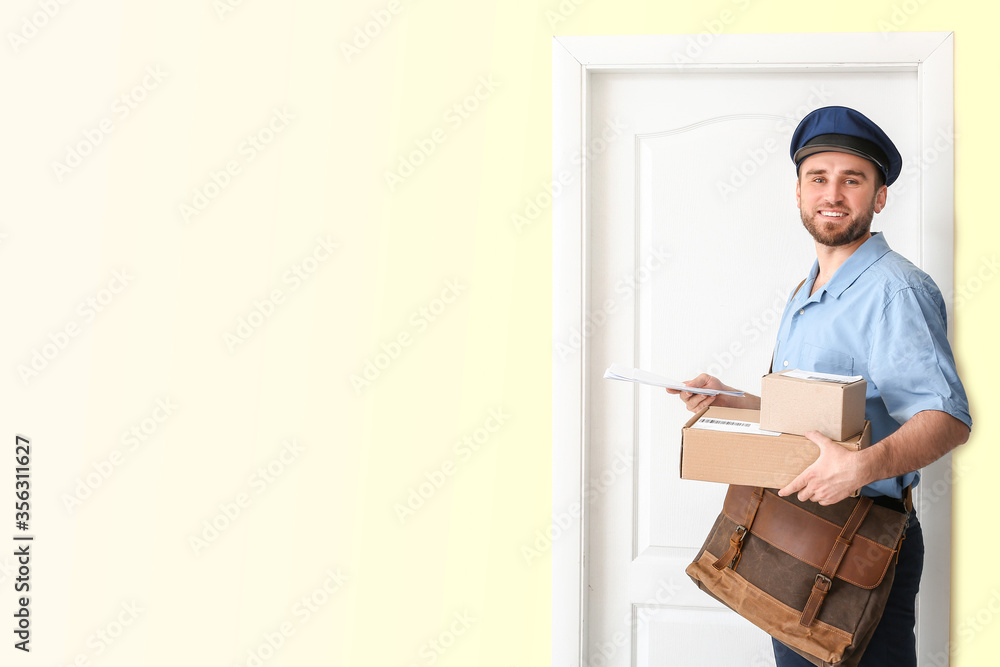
[552,32,956,666]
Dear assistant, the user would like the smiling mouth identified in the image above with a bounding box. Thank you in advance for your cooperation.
[818,210,848,218]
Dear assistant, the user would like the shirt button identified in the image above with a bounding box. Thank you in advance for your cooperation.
[799,309,805,315]
[783,361,789,367]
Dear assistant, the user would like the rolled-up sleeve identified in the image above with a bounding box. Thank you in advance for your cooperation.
[868,286,972,430]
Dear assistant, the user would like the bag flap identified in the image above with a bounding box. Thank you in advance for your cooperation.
[723,486,906,590]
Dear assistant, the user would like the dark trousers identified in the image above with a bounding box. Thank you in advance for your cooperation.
[772,512,924,666]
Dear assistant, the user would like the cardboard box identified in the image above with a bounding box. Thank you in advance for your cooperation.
[760,370,867,441]
[680,407,871,490]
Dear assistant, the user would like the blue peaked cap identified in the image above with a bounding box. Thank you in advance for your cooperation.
[790,106,902,186]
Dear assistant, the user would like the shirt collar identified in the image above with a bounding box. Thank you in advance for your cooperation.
[807,232,894,300]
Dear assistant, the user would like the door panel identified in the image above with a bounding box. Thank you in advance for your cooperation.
[586,69,918,665]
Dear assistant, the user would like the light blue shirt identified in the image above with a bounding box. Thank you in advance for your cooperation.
[771,233,972,498]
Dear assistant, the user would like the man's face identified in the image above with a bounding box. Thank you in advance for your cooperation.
[795,151,887,247]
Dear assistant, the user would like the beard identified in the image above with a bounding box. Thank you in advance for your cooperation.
[800,195,876,247]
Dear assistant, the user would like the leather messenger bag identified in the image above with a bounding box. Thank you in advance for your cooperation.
[686,485,909,666]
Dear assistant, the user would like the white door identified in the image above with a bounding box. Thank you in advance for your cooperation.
[553,34,956,667]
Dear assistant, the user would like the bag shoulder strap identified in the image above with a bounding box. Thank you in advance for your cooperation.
[768,278,808,373]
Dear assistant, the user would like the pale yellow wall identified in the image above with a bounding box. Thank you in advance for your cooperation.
[1,0,996,665]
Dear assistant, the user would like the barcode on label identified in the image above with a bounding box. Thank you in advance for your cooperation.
[699,418,752,427]
[690,417,781,436]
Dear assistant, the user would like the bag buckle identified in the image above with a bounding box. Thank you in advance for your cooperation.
[814,573,832,591]
[727,525,748,569]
